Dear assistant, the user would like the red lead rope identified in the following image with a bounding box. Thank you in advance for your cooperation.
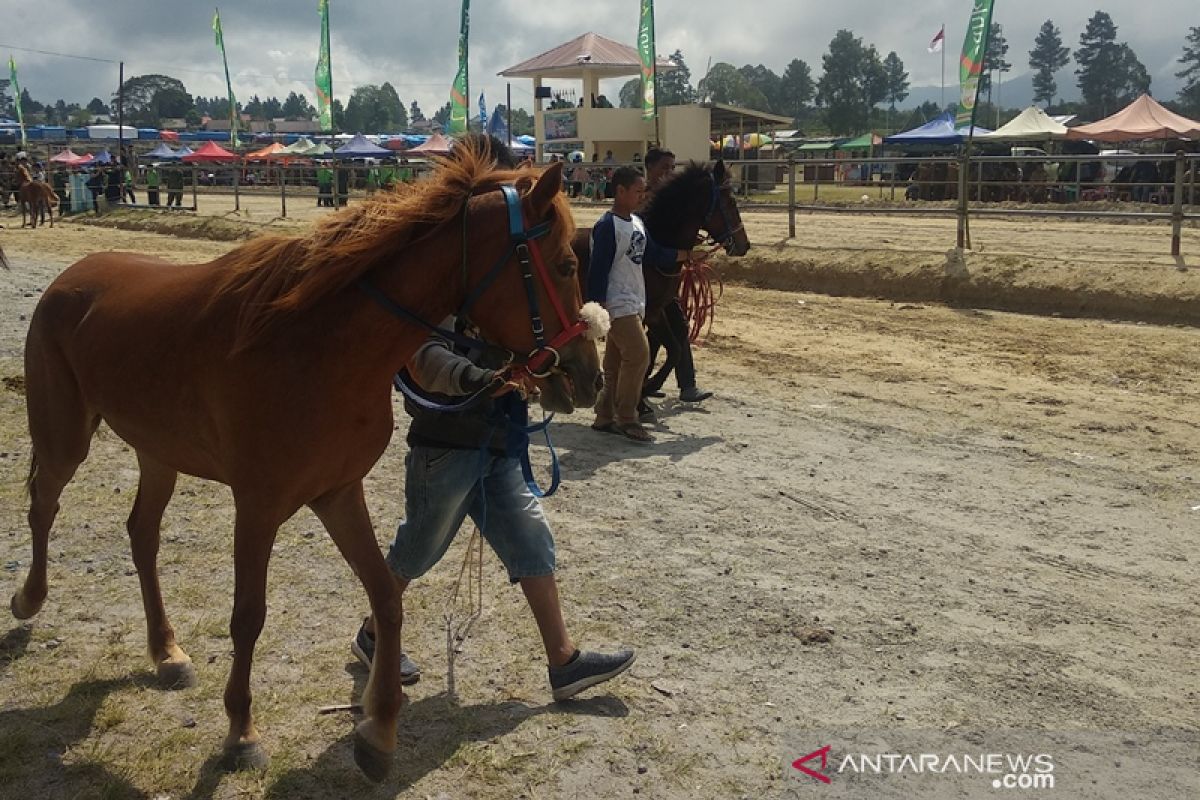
[679,243,725,344]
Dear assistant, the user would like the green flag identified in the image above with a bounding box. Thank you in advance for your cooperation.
[315,0,333,131]
[212,8,238,144]
[955,0,996,128]
[637,0,657,122]
[448,0,470,134]
[8,56,26,148]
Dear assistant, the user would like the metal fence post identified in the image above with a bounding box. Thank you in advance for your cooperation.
[233,167,240,212]
[788,156,796,239]
[280,164,288,219]
[813,162,820,202]
[1172,150,1185,257]
[191,166,198,211]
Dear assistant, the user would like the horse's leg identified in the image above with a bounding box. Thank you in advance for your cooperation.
[221,501,282,771]
[308,481,401,783]
[13,345,100,619]
[127,453,194,688]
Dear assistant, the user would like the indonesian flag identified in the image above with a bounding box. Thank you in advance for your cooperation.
[928,25,945,53]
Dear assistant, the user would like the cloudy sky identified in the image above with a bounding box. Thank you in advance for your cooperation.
[2,0,1192,115]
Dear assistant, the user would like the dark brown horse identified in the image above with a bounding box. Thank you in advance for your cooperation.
[573,161,750,324]
[12,146,598,781]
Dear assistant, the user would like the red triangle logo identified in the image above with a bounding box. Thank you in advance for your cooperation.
[792,745,832,784]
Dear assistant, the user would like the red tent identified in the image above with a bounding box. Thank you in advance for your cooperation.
[1066,95,1200,142]
[181,141,241,162]
[407,132,452,155]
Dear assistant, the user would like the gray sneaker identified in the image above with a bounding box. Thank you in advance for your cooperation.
[352,620,422,685]
[549,649,636,701]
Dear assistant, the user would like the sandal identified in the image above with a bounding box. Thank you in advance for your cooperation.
[591,422,620,435]
[617,423,654,443]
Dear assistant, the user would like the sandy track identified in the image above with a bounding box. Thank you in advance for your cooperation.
[0,215,1197,799]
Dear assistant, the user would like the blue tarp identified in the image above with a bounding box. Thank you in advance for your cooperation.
[334,133,391,159]
[90,149,113,164]
[884,113,992,145]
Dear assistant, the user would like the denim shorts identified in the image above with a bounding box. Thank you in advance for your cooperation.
[385,446,556,582]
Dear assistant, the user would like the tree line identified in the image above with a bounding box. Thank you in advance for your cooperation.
[618,13,1200,135]
[0,73,537,137]
[1,12,1197,138]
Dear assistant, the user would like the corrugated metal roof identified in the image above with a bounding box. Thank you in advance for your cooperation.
[500,32,677,79]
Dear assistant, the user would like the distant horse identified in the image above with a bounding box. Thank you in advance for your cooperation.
[12,146,600,781]
[573,160,750,325]
[18,178,58,228]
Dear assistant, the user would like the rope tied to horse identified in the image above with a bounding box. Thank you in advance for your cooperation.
[679,242,725,344]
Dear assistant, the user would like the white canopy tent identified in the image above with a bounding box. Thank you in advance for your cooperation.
[982,107,1069,142]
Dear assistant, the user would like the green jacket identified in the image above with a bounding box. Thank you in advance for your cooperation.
[146,168,160,188]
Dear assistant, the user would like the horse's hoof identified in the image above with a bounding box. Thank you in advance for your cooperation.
[221,741,270,772]
[10,591,43,620]
[157,658,197,690]
[353,729,392,783]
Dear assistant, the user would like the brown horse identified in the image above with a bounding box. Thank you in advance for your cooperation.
[18,178,58,228]
[12,146,598,781]
[573,160,750,324]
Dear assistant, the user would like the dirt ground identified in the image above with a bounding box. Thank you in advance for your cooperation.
[0,204,1198,799]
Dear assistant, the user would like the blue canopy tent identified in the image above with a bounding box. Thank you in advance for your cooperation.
[142,142,181,161]
[334,134,391,159]
[89,149,113,164]
[884,113,991,146]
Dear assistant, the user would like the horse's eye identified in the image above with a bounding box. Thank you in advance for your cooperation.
[557,260,576,278]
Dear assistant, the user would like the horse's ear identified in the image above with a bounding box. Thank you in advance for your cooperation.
[713,160,727,184]
[528,162,563,215]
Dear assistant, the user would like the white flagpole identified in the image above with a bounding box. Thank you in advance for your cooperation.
[941,24,945,110]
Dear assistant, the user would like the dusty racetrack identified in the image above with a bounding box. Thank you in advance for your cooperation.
[0,205,1198,799]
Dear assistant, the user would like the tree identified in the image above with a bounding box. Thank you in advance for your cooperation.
[882,51,909,111]
[113,74,193,126]
[698,62,768,110]
[816,30,887,135]
[87,97,109,115]
[1075,12,1149,119]
[1176,27,1200,116]
[243,94,264,119]
[738,64,781,112]
[619,77,640,109]
[331,98,345,130]
[262,96,283,119]
[282,91,314,119]
[19,88,43,114]
[1029,20,1070,106]
[658,49,696,105]
[431,101,452,130]
[776,58,815,120]
[981,23,1011,102]
[409,100,424,123]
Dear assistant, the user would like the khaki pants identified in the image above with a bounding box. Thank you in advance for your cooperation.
[594,313,649,427]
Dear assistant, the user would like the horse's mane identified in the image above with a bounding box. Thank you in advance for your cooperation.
[639,163,713,245]
[211,142,571,347]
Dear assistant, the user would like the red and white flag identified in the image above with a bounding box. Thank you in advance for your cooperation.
[928,25,945,53]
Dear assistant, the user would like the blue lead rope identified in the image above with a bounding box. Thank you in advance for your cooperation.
[394,373,562,498]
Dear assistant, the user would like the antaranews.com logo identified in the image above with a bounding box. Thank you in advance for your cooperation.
[791,744,1055,791]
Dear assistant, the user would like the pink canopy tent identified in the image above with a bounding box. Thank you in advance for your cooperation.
[50,149,89,165]
[1066,95,1200,142]
[406,132,452,155]
[181,141,241,162]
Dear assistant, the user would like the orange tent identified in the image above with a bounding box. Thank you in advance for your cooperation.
[1066,95,1200,142]
[245,142,288,160]
[407,132,453,155]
